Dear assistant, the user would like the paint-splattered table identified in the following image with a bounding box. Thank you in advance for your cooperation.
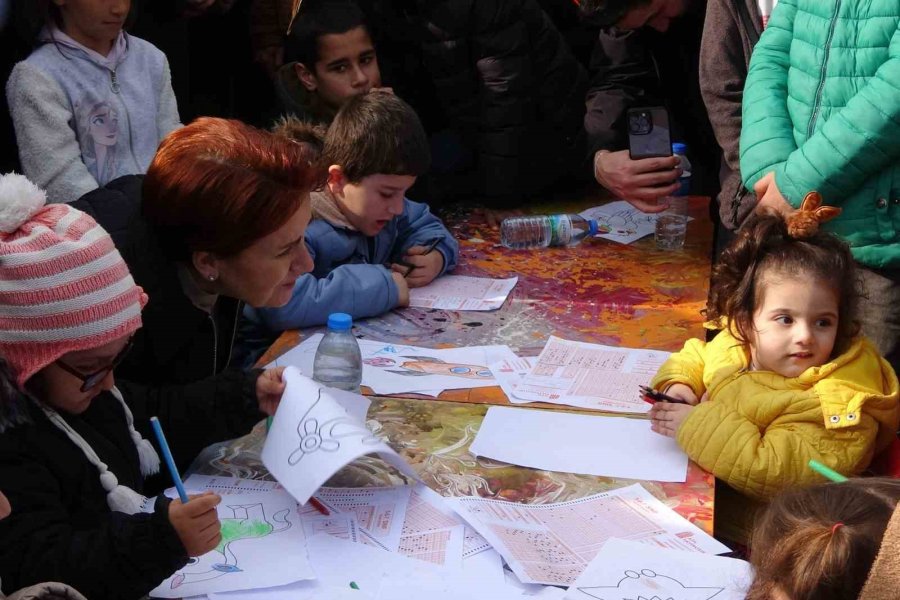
[195,197,718,535]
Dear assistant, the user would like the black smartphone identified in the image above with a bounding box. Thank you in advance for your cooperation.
[627,106,672,160]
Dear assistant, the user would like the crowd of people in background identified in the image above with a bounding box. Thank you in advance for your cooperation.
[0,0,899,598]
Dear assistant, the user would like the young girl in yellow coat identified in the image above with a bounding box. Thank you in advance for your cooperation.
[649,194,899,510]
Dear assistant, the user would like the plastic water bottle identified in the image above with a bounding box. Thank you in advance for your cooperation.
[655,143,691,250]
[313,313,362,393]
[500,214,598,249]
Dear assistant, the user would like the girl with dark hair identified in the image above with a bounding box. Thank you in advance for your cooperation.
[647,195,899,539]
[747,478,900,600]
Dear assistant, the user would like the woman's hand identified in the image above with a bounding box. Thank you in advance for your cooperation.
[256,367,286,416]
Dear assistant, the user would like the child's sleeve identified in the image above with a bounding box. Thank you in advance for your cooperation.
[676,398,880,500]
[395,199,459,276]
[649,337,708,396]
[766,19,900,206]
[156,56,182,141]
[0,445,188,597]
[739,0,799,191]
[248,265,401,331]
[6,62,99,203]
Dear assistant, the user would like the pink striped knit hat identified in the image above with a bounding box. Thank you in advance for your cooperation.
[0,173,147,388]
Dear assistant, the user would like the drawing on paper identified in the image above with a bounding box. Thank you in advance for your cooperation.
[577,569,725,600]
[288,389,380,465]
[593,208,653,236]
[363,356,492,380]
[170,504,291,589]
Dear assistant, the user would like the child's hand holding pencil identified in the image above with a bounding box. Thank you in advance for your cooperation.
[169,492,223,556]
[391,238,445,288]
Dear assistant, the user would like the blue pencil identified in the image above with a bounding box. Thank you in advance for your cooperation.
[150,416,190,503]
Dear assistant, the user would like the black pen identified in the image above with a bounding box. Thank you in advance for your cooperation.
[639,385,689,405]
[403,238,443,277]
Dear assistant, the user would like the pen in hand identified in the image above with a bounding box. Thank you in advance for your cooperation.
[401,238,442,277]
[639,385,689,405]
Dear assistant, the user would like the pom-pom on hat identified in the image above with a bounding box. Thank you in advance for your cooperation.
[0,173,147,387]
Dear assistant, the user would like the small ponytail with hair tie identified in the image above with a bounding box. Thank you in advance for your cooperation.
[786,191,842,239]
[831,522,845,535]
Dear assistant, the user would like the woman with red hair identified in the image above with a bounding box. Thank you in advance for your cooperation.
[115,117,322,386]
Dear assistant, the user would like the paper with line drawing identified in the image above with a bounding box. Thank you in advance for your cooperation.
[261,368,418,504]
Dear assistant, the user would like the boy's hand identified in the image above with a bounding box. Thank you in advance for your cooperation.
[395,246,444,288]
[663,383,700,405]
[256,367,286,416]
[649,402,694,439]
[391,271,410,307]
[169,492,222,557]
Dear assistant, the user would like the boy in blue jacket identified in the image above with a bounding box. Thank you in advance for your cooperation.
[241,92,458,362]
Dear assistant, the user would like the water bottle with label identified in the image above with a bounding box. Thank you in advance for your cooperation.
[313,313,362,393]
[500,214,599,249]
[655,143,691,250]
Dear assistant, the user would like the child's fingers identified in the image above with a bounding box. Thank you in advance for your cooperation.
[197,518,222,538]
[403,245,428,256]
[390,263,411,275]
[182,493,221,516]
[402,254,431,268]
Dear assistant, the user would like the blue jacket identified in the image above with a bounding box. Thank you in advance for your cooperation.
[240,198,458,361]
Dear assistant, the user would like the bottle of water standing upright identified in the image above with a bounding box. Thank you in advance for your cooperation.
[500,214,599,249]
[672,142,692,196]
[655,143,692,250]
[313,313,362,393]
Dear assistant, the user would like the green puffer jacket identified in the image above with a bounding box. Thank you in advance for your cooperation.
[740,0,900,268]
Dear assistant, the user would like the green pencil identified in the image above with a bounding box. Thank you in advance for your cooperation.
[808,459,848,483]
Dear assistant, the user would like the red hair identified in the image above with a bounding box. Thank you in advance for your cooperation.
[143,117,325,260]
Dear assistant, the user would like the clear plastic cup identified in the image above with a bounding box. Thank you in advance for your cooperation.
[655,196,689,250]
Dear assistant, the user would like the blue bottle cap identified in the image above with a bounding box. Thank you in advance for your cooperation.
[327,313,353,331]
[671,142,687,155]
[587,219,599,236]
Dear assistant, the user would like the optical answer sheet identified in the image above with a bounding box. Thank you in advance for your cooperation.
[512,337,670,412]
[408,275,519,311]
[448,484,730,586]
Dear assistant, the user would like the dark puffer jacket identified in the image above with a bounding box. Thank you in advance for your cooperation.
[0,374,264,599]
[366,0,589,207]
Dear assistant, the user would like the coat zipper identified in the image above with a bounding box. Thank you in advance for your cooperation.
[807,0,842,138]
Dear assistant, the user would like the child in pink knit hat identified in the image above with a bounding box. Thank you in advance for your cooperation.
[0,173,284,599]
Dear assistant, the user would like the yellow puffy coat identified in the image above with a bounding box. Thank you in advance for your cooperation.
[650,328,900,501]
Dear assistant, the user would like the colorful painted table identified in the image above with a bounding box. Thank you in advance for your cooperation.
[200,197,717,535]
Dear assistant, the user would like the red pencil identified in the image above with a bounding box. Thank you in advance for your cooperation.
[308,497,330,516]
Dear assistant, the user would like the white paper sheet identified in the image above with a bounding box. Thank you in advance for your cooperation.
[261,368,419,504]
[580,202,661,245]
[397,484,471,567]
[408,275,519,311]
[149,491,314,598]
[300,511,361,543]
[177,475,284,496]
[449,484,730,586]
[564,539,752,600]
[513,337,669,413]
[470,406,688,482]
[489,356,537,403]
[211,582,374,600]
[267,334,517,395]
[316,486,411,551]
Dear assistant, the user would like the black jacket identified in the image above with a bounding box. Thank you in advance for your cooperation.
[584,6,720,197]
[0,375,263,599]
[366,0,588,208]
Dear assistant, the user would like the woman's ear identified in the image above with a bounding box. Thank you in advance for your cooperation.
[191,251,220,283]
[327,165,347,197]
[295,63,317,92]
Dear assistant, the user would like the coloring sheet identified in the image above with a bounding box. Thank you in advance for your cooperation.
[470,407,688,482]
[489,356,537,403]
[316,486,411,551]
[408,275,519,311]
[564,539,752,600]
[513,337,670,413]
[267,334,517,395]
[579,201,692,245]
[261,368,418,504]
[448,484,730,586]
[149,491,314,598]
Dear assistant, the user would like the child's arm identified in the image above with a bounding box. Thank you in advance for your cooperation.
[395,199,459,279]
[249,265,404,331]
[156,57,182,141]
[739,0,799,191]
[0,449,189,597]
[6,63,99,203]
[649,337,709,399]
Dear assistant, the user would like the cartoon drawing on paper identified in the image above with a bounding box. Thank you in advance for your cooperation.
[170,504,291,589]
[577,569,725,600]
[288,389,380,465]
[594,207,653,236]
[363,356,492,380]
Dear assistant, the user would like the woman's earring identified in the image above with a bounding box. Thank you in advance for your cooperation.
[208,273,218,282]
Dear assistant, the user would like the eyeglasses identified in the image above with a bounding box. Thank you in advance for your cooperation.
[55,338,135,392]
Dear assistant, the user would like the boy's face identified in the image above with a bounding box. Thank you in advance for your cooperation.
[327,167,416,236]
[616,0,688,32]
[296,26,382,109]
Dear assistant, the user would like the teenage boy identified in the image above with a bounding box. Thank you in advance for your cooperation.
[275,0,383,124]
[240,92,458,363]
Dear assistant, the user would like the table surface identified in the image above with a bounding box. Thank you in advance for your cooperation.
[209,196,718,535]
